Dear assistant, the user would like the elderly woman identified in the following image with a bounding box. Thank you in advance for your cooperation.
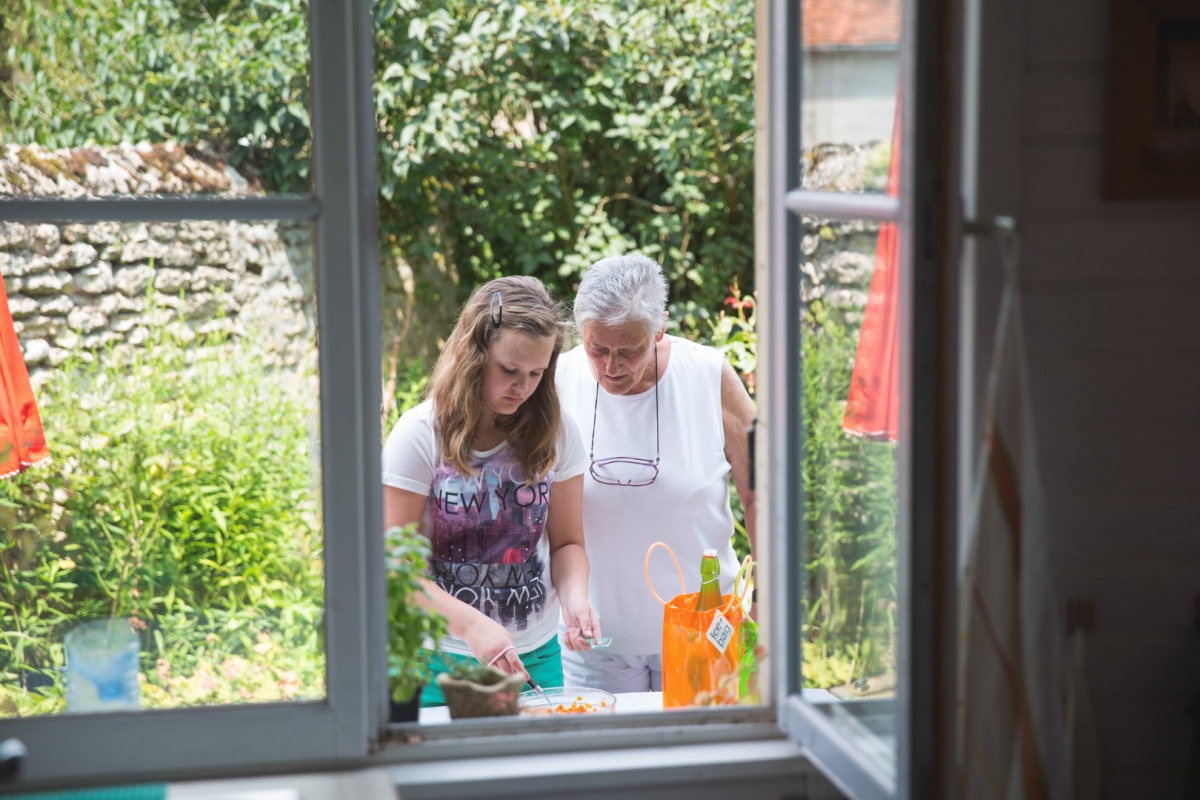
[555,254,757,693]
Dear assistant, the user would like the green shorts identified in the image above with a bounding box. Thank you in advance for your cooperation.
[420,636,563,708]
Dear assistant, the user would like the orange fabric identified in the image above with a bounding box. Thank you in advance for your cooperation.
[660,590,742,708]
[0,277,49,479]
[842,103,901,442]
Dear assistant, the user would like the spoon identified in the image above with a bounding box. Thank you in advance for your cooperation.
[525,677,559,716]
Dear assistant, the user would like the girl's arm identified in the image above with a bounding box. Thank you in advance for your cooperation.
[384,485,528,678]
[545,474,600,651]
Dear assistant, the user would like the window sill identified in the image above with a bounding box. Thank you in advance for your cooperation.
[386,738,821,800]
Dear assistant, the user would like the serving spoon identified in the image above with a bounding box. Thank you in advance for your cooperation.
[524,676,560,716]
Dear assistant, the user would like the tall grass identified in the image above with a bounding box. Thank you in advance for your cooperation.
[0,302,324,714]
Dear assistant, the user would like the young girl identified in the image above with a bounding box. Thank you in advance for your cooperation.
[382,276,600,706]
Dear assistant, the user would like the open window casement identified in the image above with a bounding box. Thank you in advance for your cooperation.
[5,0,388,784]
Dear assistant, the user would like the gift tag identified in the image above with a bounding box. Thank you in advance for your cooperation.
[706,610,735,654]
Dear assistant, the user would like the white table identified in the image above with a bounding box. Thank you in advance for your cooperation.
[418,691,663,724]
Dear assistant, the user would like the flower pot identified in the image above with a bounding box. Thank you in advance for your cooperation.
[388,683,422,723]
[436,667,525,719]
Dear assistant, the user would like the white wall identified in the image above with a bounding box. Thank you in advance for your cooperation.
[803,48,900,146]
[1016,0,1200,796]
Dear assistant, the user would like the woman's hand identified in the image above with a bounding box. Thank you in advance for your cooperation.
[461,615,528,680]
[560,591,601,652]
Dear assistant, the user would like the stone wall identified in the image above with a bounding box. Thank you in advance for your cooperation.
[799,142,890,326]
[1,140,884,392]
[1,144,315,386]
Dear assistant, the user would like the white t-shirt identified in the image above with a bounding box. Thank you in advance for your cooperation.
[556,336,740,655]
[382,400,587,656]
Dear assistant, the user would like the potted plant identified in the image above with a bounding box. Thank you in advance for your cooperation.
[436,659,526,720]
[385,524,447,722]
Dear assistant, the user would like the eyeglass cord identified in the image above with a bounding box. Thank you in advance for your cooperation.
[589,342,660,464]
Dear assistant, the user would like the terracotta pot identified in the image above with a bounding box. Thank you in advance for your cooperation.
[436,667,525,719]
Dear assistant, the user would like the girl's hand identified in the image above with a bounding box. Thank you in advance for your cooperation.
[462,615,528,680]
[560,594,601,652]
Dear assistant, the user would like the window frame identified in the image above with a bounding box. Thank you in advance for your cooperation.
[3,0,950,794]
[4,0,384,785]
[758,0,946,798]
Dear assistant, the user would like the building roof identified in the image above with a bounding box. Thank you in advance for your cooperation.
[804,0,901,48]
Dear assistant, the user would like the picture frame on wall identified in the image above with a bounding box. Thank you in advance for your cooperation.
[1104,0,1200,199]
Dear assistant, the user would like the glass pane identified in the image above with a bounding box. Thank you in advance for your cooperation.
[796,205,899,780]
[2,0,311,197]
[374,0,764,724]
[801,0,902,194]
[0,217,324,717]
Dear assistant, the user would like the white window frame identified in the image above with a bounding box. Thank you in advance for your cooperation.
[758,0,945,798]
[4,0,948,796]
[5,0,384,784]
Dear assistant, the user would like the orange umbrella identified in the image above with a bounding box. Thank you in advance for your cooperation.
[842,103,901,443]
[0,277,49,478]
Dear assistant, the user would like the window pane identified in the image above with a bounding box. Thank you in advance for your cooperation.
[801,0,901,194]
[0,217,324,717]
[2,0,311,198]
[797,208,899,780]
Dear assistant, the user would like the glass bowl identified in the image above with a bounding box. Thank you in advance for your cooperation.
[518,686,617,716]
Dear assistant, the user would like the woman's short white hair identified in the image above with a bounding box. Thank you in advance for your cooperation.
[573,254,668,336]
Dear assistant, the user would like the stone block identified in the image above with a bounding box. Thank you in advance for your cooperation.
[54,329,80,350]
[67,306,108,333]
[183,292,218,319]
[63,224,89,244]
[7,296,38,318]
[153,268,192,294]
[0,222,26,250]
[39,295,75,316]
[120,239,169,264]
[109,314,140,333]
[75,261,115,295]
[161,241,196,268]
[87,221,121,245]
[192,266,237,292]
[21,338,50,365]
[23,271,70,296]
[100,294,143,316]
[29,224,61,254]
[64,242,100,269]
[114,265,154,296]
[81,331,120,349]
[20,315,64,338]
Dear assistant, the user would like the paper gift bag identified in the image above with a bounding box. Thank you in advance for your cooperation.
[645,542,753,708]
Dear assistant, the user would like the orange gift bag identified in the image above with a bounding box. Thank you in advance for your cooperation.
[645,542,753,708]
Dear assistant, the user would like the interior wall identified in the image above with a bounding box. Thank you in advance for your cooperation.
[1016,0,1200,796]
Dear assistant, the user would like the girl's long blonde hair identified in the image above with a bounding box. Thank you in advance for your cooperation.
[428,276,570,484]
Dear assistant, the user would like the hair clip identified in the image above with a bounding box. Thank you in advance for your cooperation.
[489,291,503,328]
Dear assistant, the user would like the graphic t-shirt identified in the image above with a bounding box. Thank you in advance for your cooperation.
[382,401,586,655]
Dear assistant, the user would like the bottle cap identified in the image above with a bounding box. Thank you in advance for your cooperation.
[702,548,718,557]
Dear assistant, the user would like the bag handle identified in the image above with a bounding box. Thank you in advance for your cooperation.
[725,554,757,614]
[644,541,685,606]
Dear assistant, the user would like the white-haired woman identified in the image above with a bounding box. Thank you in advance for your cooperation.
[555,254,757,693]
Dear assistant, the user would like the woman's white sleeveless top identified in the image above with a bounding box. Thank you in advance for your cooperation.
[556,336,739,655]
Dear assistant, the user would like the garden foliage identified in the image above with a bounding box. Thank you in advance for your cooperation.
[0,304,324,714]
[1,0,897,698]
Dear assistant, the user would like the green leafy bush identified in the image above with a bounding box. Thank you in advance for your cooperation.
[374,0,755,339]
[385,523,446,704]
[800,301,897,689]
[4,0,311,190]
[0,301,324,714]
